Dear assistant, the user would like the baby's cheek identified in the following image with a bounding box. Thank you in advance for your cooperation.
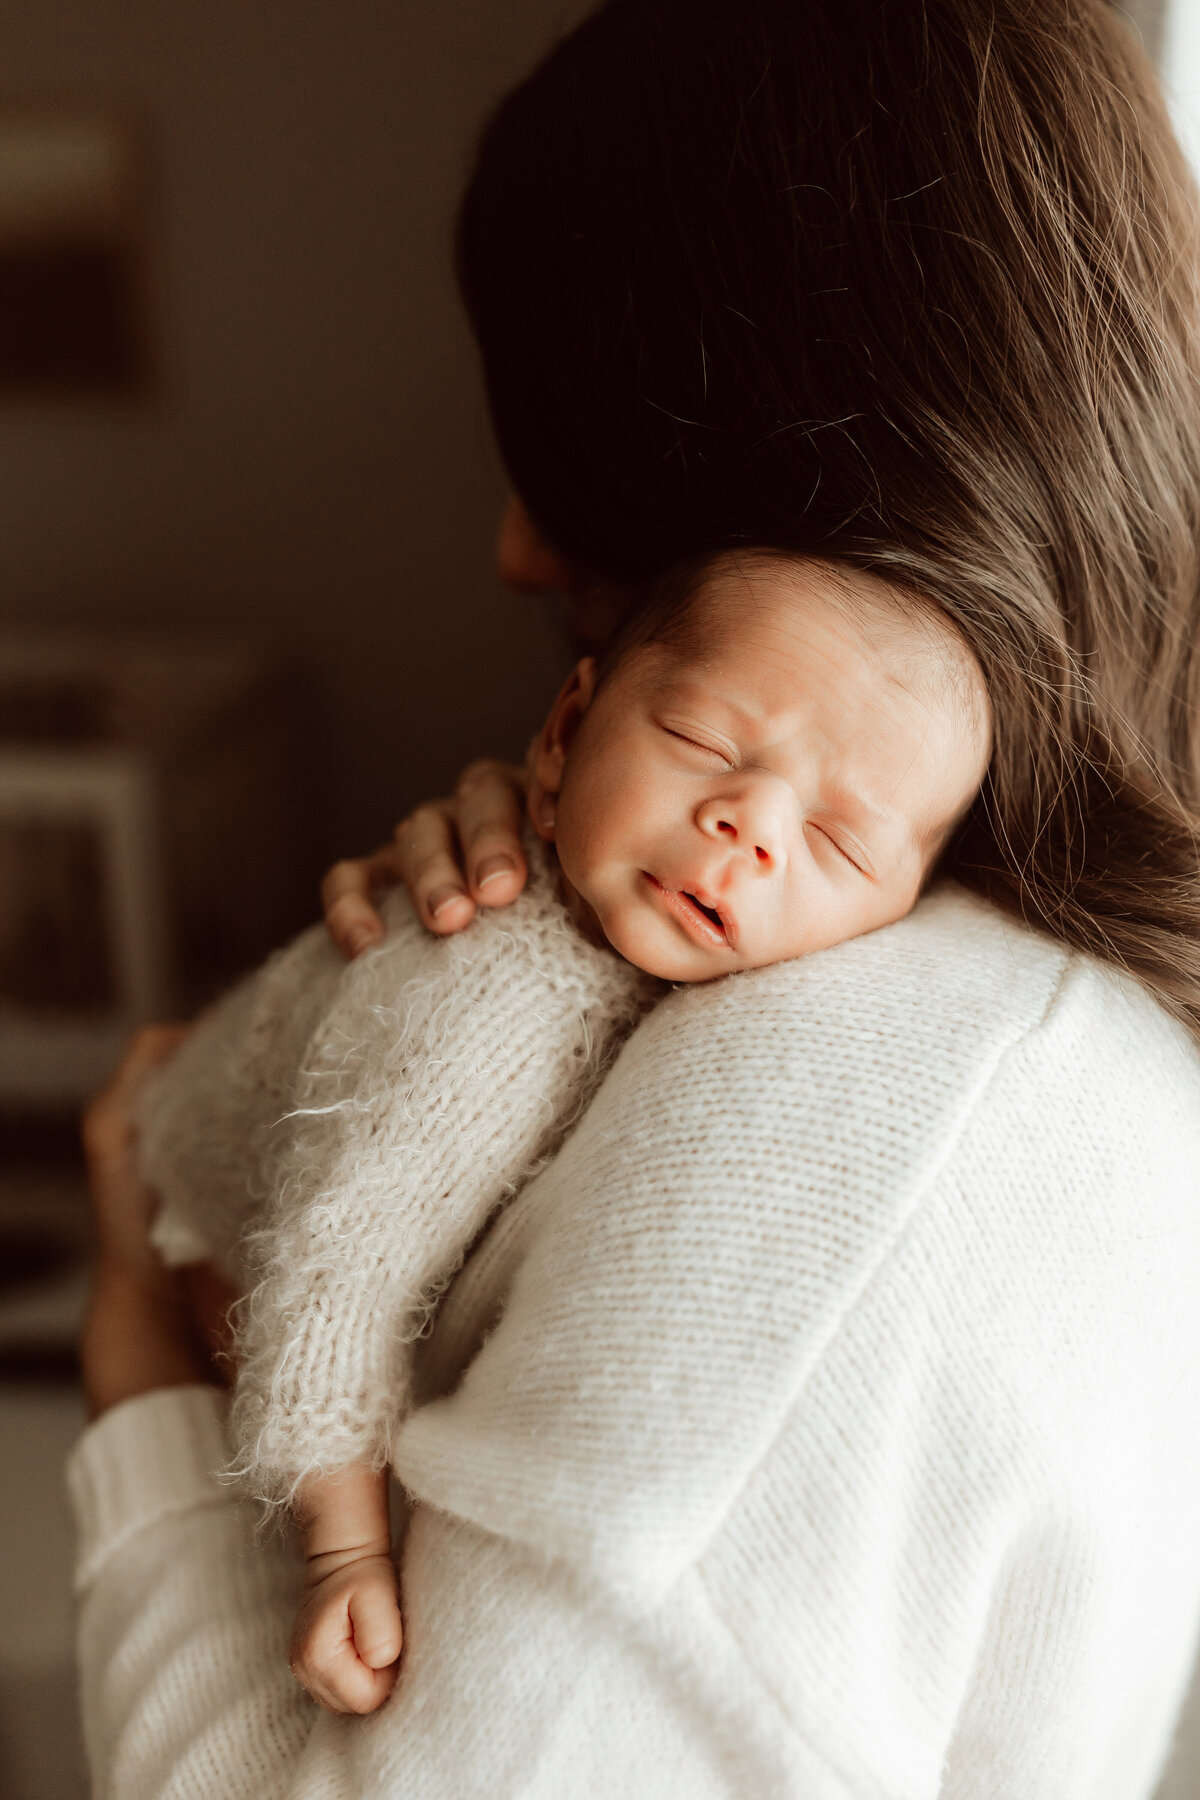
[594,895,683,981]
[593,892,653,965]
[552,782,610,878]
[759,881,852,963]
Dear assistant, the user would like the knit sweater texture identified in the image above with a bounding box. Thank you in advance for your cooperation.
[136,835,660,1501]
[71,883,1200,1797]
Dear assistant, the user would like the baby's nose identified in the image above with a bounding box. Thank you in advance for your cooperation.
[695,792,781,869]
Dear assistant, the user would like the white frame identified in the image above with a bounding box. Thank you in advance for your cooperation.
[0,747,171,1104]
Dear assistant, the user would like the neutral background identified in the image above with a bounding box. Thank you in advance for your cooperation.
[0,0,592,874]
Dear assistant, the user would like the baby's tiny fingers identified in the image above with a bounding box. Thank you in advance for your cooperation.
[304,1655,395,1716]
[349,1584,403,1671]
[290,1637,367,1716]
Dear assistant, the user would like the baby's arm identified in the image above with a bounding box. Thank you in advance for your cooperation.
[136,923,347,1284]
[290,1463,401,1715]
[229,863,657,1507]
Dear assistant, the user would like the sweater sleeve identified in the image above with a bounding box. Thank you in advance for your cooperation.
[69,1389,314,1800]
[72,1387,795,1800]
[136,923,347,1285]
[227,862,656,1504]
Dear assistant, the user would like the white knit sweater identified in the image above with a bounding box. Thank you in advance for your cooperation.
[70,884,1200,1798]
[136,836,659,1501]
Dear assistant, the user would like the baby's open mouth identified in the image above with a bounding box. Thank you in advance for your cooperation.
[688,895,724,929]
[644,874,731,947]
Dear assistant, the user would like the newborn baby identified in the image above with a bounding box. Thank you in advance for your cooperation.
[545,550,989,978]
[138,548,990,1714]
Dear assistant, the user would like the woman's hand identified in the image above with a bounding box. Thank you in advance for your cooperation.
[82,1025,191,1275]
[80,1027,226,1419]
[322,756,536,958]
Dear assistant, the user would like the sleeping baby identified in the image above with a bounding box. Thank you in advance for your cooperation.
[138,546,991,1713]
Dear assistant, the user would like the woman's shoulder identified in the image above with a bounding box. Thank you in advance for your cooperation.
[624,881,1069,1139]
[400,884,1200,1603]
[674,878,1067,1037]
[643,878,1196,1118]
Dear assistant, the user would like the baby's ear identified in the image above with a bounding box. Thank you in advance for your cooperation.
[529,658,597,840]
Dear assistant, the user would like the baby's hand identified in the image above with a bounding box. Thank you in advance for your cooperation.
[289,1548,402,1714]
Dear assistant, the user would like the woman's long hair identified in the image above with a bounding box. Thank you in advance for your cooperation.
[457,0,1200,1042]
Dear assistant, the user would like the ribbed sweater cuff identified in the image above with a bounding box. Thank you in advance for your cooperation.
[67,1384,233,1592]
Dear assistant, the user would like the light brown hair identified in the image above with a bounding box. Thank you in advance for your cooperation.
[460,0,1200,1041]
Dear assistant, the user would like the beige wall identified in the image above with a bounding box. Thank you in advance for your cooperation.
[1164,0,1200,177]
[0,2,589,868]
[1118,0,1168,60]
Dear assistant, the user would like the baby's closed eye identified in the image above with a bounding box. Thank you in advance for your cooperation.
[658,721,737,766]
[807,822,870,877]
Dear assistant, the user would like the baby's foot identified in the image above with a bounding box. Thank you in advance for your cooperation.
[289,1549,402,1714]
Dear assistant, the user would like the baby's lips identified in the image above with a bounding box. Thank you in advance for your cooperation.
[644,871,737,950]
[689,886,734,940]
[668,871,737,938]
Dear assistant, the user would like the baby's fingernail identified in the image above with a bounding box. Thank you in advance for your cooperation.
[348,927,379,957]
[475,853,516,889]
[428,884,467,918]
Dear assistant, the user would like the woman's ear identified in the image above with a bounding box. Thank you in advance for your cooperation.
[529,658,597,839]
[496,493,579,594]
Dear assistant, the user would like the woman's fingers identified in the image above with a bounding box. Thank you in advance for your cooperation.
[323,759,531,956]
[79,1029,219,1415]
[82,1024,191,1165]
[391,763,528,931]
[452,759,528,904]
[391,800,477,934]
[82,1025,193,1273]
[323,827,472,955]
[321,847,403,960]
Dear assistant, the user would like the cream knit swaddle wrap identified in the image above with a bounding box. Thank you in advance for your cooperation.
[138,836,661,1506]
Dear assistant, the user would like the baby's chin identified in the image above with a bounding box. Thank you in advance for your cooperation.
[559,860,742,981]
[591,907,738,984]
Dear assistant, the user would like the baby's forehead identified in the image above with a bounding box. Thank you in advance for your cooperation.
[643,551,991,850]
[667,552,975,702]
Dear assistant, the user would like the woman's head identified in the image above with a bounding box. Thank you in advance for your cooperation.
[460,0,1200,1038]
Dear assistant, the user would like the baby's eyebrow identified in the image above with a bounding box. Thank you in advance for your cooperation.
[822,778,921,870]
[822,776,893,838]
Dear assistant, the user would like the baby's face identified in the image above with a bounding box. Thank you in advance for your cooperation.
[539,554,991,982]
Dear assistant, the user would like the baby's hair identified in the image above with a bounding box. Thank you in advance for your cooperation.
[461,0,1200,1044]
[590,551,728,685]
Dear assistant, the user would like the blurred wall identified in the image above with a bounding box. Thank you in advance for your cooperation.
[1117,0,1167,61]
[0,2,590,873]
[1164,0,1200,177]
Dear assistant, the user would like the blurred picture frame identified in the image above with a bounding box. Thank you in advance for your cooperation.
[0,104,150,395]
[0,747,171,1106]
